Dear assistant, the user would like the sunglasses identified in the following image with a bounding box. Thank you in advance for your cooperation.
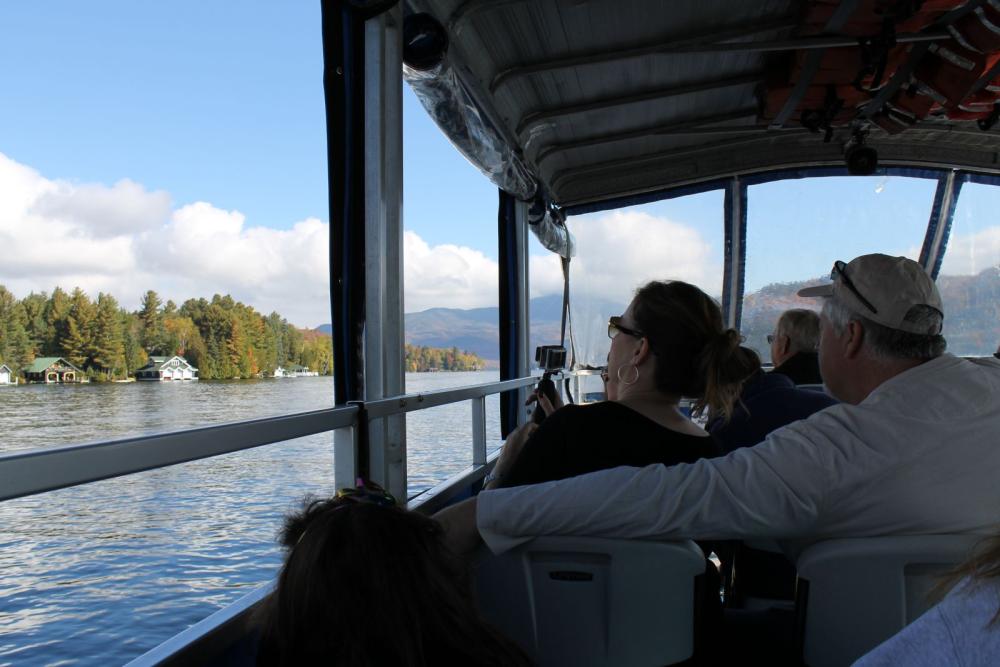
[832,260,878,315]
[335,478,397,507]
[608,315,644,340]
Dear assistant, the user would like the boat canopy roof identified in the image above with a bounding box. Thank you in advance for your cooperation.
[404,0,1000,209]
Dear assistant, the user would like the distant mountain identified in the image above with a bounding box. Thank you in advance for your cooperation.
[316,266,1000,364]
[316,294,618,365]
[740,267,1000,358]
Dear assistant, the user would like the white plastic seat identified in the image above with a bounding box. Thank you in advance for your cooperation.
[795,534,981,667]
[474,536,705,667]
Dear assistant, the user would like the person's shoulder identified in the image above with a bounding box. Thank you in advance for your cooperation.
[536,401,606,430]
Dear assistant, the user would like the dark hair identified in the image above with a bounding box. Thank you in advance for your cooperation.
[255,496,532,666]
[631,280,759,421]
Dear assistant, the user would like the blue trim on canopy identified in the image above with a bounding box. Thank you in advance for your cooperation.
[928,174,967,280]
[964,172,1000,187]
[919,174,950,268]
[563,179,726,217]
[497,190,522,439]
[562,166,947,218]
[721,178,748,330]
[739,165,945,187]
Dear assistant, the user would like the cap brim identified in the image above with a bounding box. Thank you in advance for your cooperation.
[797,284,834,298]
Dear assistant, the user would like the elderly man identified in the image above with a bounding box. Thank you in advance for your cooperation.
[768,308,823,384]
[439,254,1000,559]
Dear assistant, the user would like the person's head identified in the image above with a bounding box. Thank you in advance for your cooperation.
[769,308,821,366]
[607,280,759,421]
[256,489,530,666]
[798,254,946,404]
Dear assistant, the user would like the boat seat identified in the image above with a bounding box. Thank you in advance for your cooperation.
[795,534,981,667]
[474,536,705,667]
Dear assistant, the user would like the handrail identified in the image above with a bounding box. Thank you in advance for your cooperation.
[364,376,538,418]
[0,376,542,503]
[0,406,359,502]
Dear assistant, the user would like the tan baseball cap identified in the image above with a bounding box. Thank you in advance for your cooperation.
[797,254,943,334]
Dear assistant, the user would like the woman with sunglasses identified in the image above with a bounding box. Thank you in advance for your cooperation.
[255,483,532,666]
[484,280,758,492]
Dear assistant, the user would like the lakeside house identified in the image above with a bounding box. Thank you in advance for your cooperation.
[0,364,16,385]
[22,357,84,384]
[135,356,199,381]
[274,364,318,378]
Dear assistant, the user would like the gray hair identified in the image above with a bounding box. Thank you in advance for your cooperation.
[776,309,821,354]
[822,297,946,361]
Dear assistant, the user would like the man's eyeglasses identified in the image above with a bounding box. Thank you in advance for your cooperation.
[832,260,878,314]
[766,334,776,344]
[608,315,644,340]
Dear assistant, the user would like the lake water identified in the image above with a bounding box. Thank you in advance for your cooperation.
[0,372,505,666]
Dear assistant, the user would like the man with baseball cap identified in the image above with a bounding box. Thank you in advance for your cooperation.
[439,253,1000,563]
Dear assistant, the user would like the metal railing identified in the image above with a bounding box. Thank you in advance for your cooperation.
[0,373,544,666]
[0,376,540,504]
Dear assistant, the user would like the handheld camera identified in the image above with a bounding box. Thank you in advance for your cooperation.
[532,345,567,424]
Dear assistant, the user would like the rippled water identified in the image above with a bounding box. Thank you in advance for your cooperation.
[0,372,503,666]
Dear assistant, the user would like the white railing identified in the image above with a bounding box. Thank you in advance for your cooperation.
[0,376,541,504]
[2,373,549,666]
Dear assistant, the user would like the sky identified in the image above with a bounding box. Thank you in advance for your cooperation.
[1,3,998,329]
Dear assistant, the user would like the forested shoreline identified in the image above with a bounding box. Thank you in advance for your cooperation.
[0,286,485,381]
[0,286,333,380]
[404,344,484,372]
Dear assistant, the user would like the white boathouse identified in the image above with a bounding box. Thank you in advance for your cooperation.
[135,356,199,381]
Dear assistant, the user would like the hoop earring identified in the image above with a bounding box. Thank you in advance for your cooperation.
[616,364,639,386]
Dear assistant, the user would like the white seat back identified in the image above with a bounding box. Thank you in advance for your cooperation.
[796,534,981,667]
[474,536,705,667]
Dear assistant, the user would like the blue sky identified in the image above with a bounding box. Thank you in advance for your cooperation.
[1,3,998,328]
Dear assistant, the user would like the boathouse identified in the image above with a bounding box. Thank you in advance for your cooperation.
[23,357,83,383]
[135,356,199,381]
[0,364,16,385]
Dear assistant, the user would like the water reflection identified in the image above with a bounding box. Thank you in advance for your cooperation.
[0,371,502,665]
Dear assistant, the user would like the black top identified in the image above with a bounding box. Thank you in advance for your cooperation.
[771,351,823,385]
[501,401,720,488]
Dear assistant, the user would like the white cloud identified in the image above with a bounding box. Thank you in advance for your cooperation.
[0,151,572,326]
[403,231,500,312]
[567,209,721,306]
[32,178,171,237]
[938,226,1000,276]
[5,153,723,326]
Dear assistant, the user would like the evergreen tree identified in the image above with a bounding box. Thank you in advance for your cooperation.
[61,288,96,368]
[139,290,165,354]
[20,292,47,356]
[122,312,148,374]
[43,286,71,354]
[91,293,127,379]
[61,316,90,368]
[0,286,34,370]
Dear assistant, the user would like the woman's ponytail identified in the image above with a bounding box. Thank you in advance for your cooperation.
[694,331,760,422]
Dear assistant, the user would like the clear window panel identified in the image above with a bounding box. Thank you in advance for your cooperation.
[938,181,1000,356]
[0,3,333,443]
[566,190,726,369]
[404,382,503,500]
[742,175,939,363]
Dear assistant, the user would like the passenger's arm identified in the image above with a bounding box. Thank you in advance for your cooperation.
[434,497,482,557]
[475,426,833,554]
[484,422,537,490]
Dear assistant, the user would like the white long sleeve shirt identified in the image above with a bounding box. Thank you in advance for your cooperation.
[477,354,1000,555]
